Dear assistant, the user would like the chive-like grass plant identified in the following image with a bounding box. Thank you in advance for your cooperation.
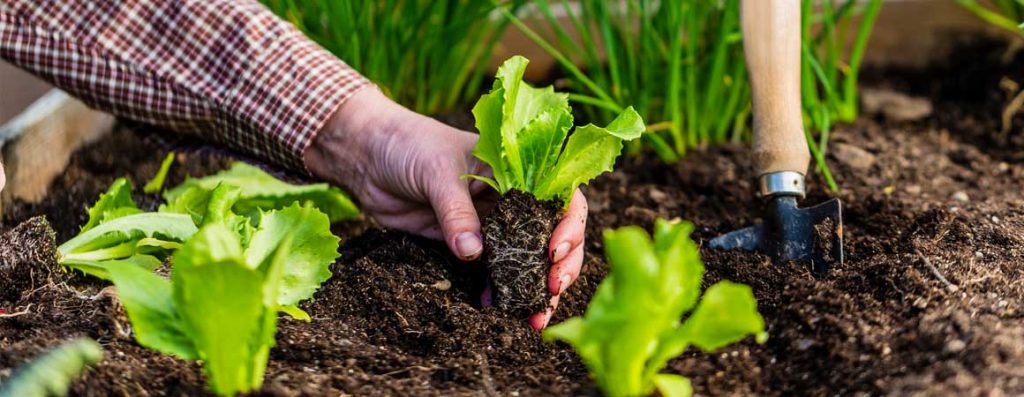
[955,0,1024,37]
[503,0,883,192]
[262,0,525,115]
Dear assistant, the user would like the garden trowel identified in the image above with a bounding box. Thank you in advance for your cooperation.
[709,0,843,273]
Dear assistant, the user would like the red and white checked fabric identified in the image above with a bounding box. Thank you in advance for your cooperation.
[0,0,370,172]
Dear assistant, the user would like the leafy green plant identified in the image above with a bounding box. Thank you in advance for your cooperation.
[165,162,358,223]
[956,0,1024,36]
[55,159,347,395]
[503,0,883,192]
[57,178,197,280]
[58,162,356,279]
[262,0,525,115]
[0,338,103,397]
[545,219,766,397]
[106,217,307,396]
[470,55,644,205]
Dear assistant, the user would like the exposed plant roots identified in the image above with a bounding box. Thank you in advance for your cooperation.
[481,190,562,317]
[0,216,63,304]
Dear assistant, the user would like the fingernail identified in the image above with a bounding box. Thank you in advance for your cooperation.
[558,274,572,295]
[455,232,483,260]
[552,242,571,262]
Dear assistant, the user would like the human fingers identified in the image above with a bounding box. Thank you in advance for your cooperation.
[549,189,587,263]
[372,209,444,240]
[528,294,560,331]
[548,243,584,296]
[426,177,483,261]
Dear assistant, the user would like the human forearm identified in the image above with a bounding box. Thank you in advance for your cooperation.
[0,0,368,171]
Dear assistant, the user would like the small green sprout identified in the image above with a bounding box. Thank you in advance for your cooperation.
[469,56,644,206]
[545,219,767,397]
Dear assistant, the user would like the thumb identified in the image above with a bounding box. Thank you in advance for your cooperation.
[0,161,5,193]
[428,180,483,261]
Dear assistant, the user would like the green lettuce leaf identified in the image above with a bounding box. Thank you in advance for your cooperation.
[544,218,765,397]
[58,213,198,265]
[244,203,340,308]
[81,178,141,232]
[653,374,693,397]
[469,56,643,206]
[173,224,276,395]
[519,109,572,191]
[108,263,197,360]
[677,281,768,351]
[62,254,162,281]
[160,185,214,225]
[534,108,644,202]
[471,86,508,190]
[164,162,358,223]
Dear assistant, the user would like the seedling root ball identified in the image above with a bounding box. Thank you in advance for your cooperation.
[482,190,562,317]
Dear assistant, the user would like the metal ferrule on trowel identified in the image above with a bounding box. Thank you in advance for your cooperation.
[709,0,844,273]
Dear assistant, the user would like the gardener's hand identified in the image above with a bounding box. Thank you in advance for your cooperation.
[305,87,586,330]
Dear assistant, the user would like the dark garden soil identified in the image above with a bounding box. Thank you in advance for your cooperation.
[3,41,1024,396]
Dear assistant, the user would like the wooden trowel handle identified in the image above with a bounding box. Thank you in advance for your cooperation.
[741,0,809,177]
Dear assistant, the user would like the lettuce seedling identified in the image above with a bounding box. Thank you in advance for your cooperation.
[471,55,644,315]
[80,177,142,232]
[106,204,337,396]
[58,178,197,279]
[470,55,644,205]
[54,161,344,395]
[108,223,281,396]
[58,162,353,283]
[165,162,358,223]
[545,219,767,397]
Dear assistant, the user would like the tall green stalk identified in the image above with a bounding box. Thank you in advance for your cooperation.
[506,0,884,193]
[510,0,747,160]
[262,0,525,115]
[802,0,883,191]
[956,0,1024,35]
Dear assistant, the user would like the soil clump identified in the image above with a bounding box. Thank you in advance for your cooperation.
[481,190,563,317]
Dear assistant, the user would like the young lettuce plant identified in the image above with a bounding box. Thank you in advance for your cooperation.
[57,178,198,280]
[545,219,767,397]
[471,55,644,316]
[54,158,346,395]
[164,162,359,223]
[57,161,355,280]
[104,202,338,395]
[107,220,293,396]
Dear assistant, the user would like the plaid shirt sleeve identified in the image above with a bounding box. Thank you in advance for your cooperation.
[0,0,370,172]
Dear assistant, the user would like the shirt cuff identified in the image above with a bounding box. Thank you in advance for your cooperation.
[222,24,371,172]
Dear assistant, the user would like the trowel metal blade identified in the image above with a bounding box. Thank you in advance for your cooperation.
[708,196,844,273]
[708,223,763,252]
